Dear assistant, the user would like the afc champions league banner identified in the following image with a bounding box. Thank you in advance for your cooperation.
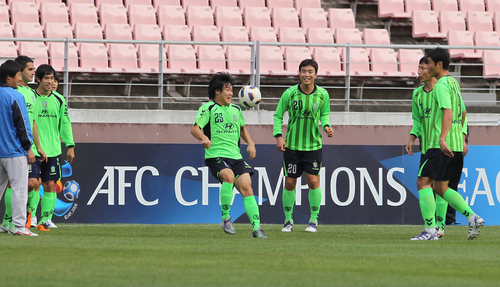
[16,144,500,225]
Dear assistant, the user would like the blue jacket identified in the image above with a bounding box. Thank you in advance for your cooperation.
[0,84,33,158]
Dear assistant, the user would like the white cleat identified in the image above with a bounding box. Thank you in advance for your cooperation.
[13,227,38,236]
[30,216,37,228]
[46,220,58,229]
[281,221,293,232]
[305,222,317,233]
[411,230,439,240]
[467,214,484,240]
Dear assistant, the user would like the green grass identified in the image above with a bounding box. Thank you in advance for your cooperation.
[1,224,499,287]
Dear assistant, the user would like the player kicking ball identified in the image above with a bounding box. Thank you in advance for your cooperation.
[191,72,266,239]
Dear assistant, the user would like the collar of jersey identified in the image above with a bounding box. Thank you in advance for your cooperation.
[298,84,317,95]
[35,90,54,97]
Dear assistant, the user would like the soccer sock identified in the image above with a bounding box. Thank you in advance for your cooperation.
[308,187,321,224]
[220,182,233,221]
[47,192,57,221]
[2,187,13,229]
[443,188,475,219]
[418,188,436,232]
[27,190,41,216]
[39,192,54,224]
[243,195,261,231]
[282,188,295,223]
[435,194,448,230]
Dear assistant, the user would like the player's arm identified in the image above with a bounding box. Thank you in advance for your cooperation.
[273,90,289,151]
[32,120,46,162]
[191,124,211,149]
[12,96,35,164]
[240,125,256,160]
[407,91,421,156]
[320,91,333,137]
[462,112,469,157]
[59,101,75,164]
[192,105,211,149]
[440,108,453,157]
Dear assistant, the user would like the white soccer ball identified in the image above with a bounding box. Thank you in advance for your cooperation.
[238,85,261,108]
[63,180,80,202]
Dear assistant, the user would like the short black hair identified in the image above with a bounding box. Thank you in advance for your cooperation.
[54,73,60,82]
[208,71,235,100]
[0,60,22,84]
[299,59,318,74]
[14,55,34,71]
[419,56,428,65]
[428,48,450,70]
[35,64,56,83]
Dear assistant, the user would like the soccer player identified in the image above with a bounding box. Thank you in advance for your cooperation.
[33,64,75,231]
[406,48,483,240]
[0,60,37,236]
[191,72,267,239]
[273,59,333,233]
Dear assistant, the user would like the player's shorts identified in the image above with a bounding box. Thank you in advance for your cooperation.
[205,157,255,183]
[30,156,61,182]
[418,148,464,182]
[283,148,322,178]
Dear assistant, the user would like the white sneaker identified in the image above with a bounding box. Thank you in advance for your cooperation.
[0,225,11,233]
[436,226,444,238]
[305,222,317,233]
[410,230,439,240]
[467,214,484,240]
[281,221,293,232]
[13,227,38,236]
[31,216,37,228]
[46,220,58,228]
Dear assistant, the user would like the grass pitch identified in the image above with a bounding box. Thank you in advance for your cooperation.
[1,224,499,287]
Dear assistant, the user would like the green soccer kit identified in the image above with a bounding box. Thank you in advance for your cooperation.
[273,84,331,151]
[16,85,38,153]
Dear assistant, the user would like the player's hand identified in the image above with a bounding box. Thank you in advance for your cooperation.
[67,147,75,164]
[276,137,286,152]
[324,126,334,137]
[463,142,469,157]
[38,149,47,162]
[27,149,35,164]
[439,139,454,157]
[247,143,256,160]
[201,137,212,149]
[405,141,414,156]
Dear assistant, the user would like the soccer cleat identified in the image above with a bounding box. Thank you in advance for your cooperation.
[467,214,485,240]
[305,222,317,233]
[281,221,293,232]
[31,216,37,228]
[13,227,38,236]
[220,218,235,235]
[46,220,58,229]
[0,225,11,234]
[436,226,444,238]
[25,211,32,229]
[37,223,50,232]
[252,229,267,239]
[410,230,439,240]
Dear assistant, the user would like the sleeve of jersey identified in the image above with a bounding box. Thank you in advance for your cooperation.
[273,90,289,137]
[12,96,33,150]
[59,101,75,147]
[434,83,452,110]
[320,90,331,130]
[239,109,245,127]
[410,90,421,137]
[462,113,468,136]
[194,105,209,129]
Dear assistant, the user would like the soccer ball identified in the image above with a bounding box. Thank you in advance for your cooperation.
[238,85,261,108]
[63,180,80,202]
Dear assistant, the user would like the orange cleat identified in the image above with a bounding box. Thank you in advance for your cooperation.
[25,211,32,229]
[37,223,50,231]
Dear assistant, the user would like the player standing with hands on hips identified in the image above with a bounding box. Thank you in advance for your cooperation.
[274,59,333,233]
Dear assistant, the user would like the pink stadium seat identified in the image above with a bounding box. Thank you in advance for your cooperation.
[95,0,122,8]
[192,25,220,48]
[239,0,265,10]
[166,45,198,73]
[312,47,344,77]
[271,7,299,30]
[14,22,43,39]
[225,45,251,74]
[137,44,166,72]
[44,22,73,38]
[153,0,180,9]
[69,3,98,26]
[7,0,35,3]
[74,23,103,48]
[186,6,214,29]
[104,23,132,41]
[220,26,248,42]
[66,0,93,5]
[283,46,310,73]
[109,44,142,72]
[214,6,242,29]
[370,48,403,77]
[197,45,226,73]
[439,11,466,35]
[306,27,334,45]
[459,0,485,13]
[343,48,373,77]
[19,42,48,65]
[133,24,161,41]
[362,28,390,54]
[300,8,327,30]
[295,0,321,12]
[278,27,305,43]
[405,0,431,13]
[99,4,128,25]
[378,0,410,19]
[267,0,293,10]
[79,43,111,72]
[482,50,500,79]
[466,11,493,33]
[447,30,481,59]
[249,27,277,42]
[182,0,208,10]
[48,42,79,71]
[0,42,18,58]
[40,2,68,26]
[486,0,500,13]
[259,45,288,75]
[334,28,362,54]
[328,8,356,30]
[432,0,458,13]
[411,10,446,39]
[157,5,185,27]
[0,4,9,24]
[128,4,157,28]
[494,12,500,32]
[10,2,39,24]
[397,49,423,76]
[36,0,63,7]
[0,22,12,38]
[243,7,271,29]
[210,0,237,10]
[162,25,191,45]
[124,0,152,7]
[474,31,500,54]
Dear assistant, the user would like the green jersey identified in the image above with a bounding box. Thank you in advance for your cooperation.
[16,84,38,154]
[410,76,466,154]
[194,101,245,160]
[273,84,331,151]
[34,90,75,157]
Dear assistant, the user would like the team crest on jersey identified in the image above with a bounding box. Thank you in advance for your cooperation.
[51,166,56,173]
[312,161,319,170]
[42,101,47,108]
[31,95,36,103]
[313,103,318,110]
[233,114,237,122]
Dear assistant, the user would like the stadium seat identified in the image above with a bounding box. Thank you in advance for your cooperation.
[447,30,481,59]
[474,31,500,55]
[239,0,265,11]
[411,10,446,39]
[0,22,13,38]
[99,4,128,25]
[466,11,493,33]
[486,0,500,13]
[153,0,180,9]
[312,47,344,77]
[482,50,500,79]
[162,25,191,46]
[243,7,271,29]
[328,8,356,31]
[249,27,277,42]
[432,0,458,13]
[40,3,68,26]
[225,45,251,74]
[295,0,321,12]
[19,42,48,65]
[166,45,198,73]
[406,0,431,12]
[342,48,373,77]
[459,0,485,13]
[182,0,208,10]
[362,28,390,54]
[10,2,39,24]
[95,0,122,7]
[278,27,305,43]
[214,6,242,29]
[66,0,94,5]
[197,45,226,73]
[137,44,166,72]
[300,8,327,30]
[378,0,410,19]
[494,12,500,32]
[157,5,185,27]
[48,42,79,71]
[267,0,293,10]
[128,4,157,28]
[271,7,299,30]
[104,23,132,42]
[397,49,422,77]
[133,24,161,41]
[36,0,63,7]
[14,22,43,39]
[124,0,152,7]
[192,25,220,48]
[306,27,333,53]
[334,28,362,54]
[79,43,111,72]
[370,48,404,77]
[259,45,288,75]
[109,44,143,72]
[0,42,18,58]
[283,46,310,73]
[69,3,98,26]
[439,11,466,35]
[220,26,248,42]
[44,22,73,39]
[0,4,9,24]
[186,6,214,29]
[74,23,103,48]
[210,0,237,10]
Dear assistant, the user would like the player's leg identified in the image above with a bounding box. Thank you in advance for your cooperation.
[435,194,447,237]
[303,149,322,232]
[27,163,42,228]
[45,159,61,228]
[234,172,266,239]
[0,162,12,233]
[282,148,302,232]
[37,157,60,231]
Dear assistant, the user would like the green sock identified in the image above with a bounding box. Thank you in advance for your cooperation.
[2,187,13,229]
[308,187,321,224]
[435,194,448,230]
[243,195,261,231]
[282,188,295,223]
[40,192,55,224]
[27,190,41,216]
[220,182,233,221]
[418,188,436,229]
[443,188,475,219]
[47,192,57,220]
